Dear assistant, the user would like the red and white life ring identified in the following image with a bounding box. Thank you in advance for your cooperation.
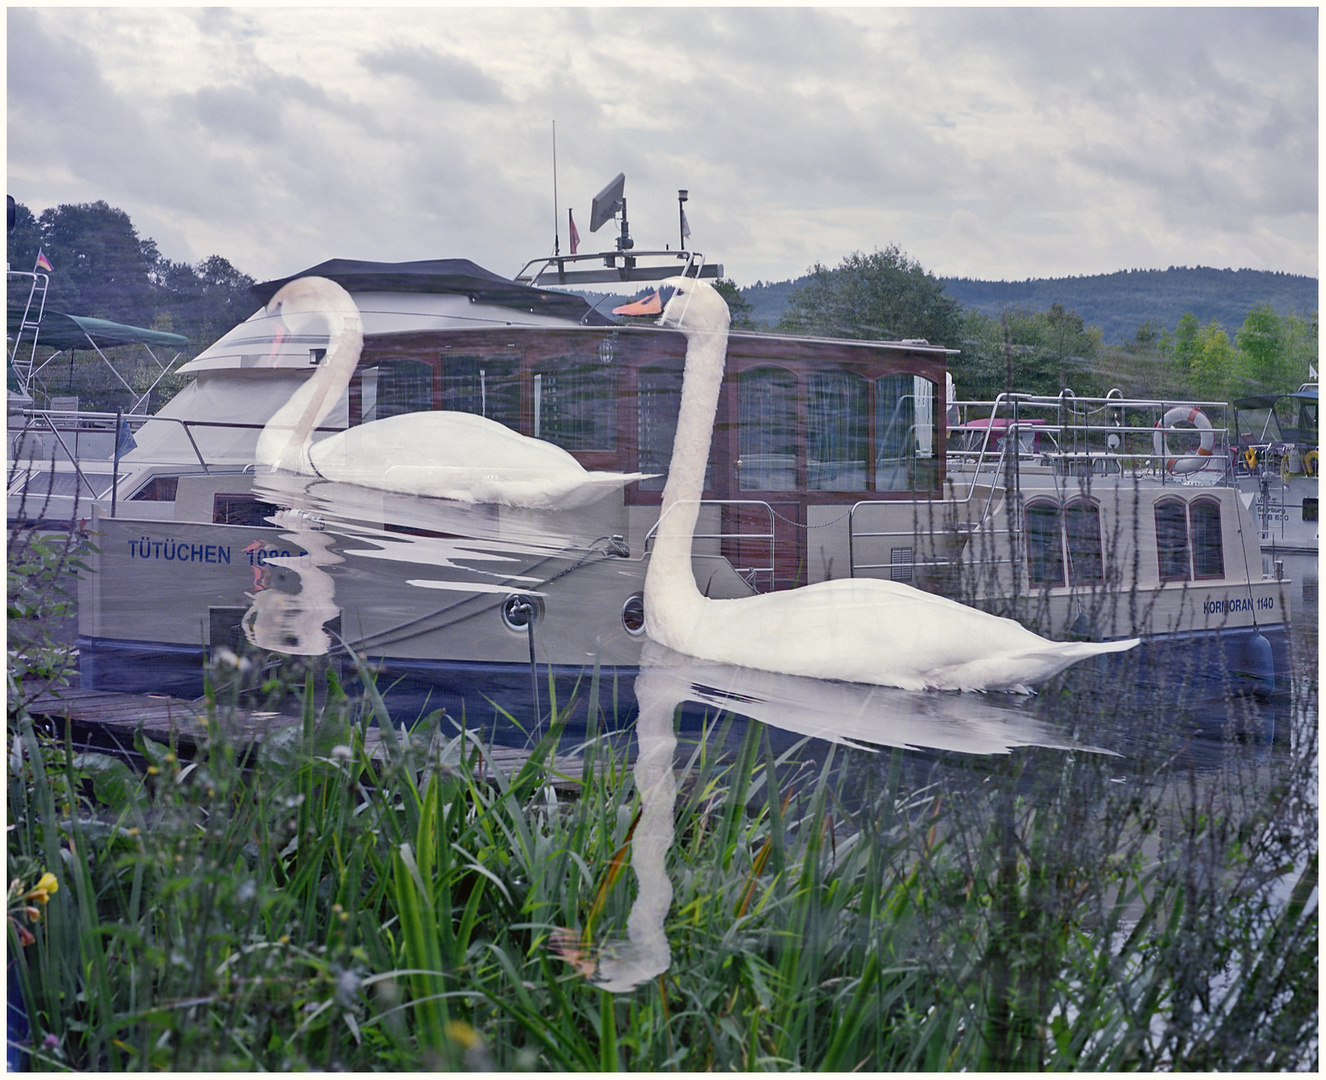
[1153,406,1215,473]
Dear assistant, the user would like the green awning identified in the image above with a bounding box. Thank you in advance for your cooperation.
[8,310,189,350]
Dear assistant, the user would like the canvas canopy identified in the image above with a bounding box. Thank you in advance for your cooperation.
[251,257,615,326]
[9,310,189,351]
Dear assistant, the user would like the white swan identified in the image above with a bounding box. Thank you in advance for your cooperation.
[254,276,652,509]
[642,276,1139,692]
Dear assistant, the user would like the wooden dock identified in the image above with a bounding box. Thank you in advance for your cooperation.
[20,687,583,788]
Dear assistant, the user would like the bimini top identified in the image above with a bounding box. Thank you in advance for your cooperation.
[8,310,189,350]
[1234,386,1318,409]
[251,258,615,326]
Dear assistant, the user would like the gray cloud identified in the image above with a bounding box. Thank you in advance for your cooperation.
[7,7,1316,287]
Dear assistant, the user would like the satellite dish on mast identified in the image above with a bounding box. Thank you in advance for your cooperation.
[589,173,626,233]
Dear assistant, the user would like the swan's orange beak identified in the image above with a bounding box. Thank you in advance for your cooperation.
[265,311,288,364]
[612,291,662,316]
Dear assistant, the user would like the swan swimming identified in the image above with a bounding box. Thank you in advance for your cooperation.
[254,276,652,509]
[642,275,1139,692]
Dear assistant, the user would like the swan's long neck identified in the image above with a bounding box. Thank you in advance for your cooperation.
[255,308,363,474]
[644,319,729,640]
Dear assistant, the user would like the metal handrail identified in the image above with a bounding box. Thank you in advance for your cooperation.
[513,249,719,289]
[643,498,777,591]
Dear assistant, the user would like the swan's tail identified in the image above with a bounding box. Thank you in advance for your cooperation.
[930,637,1141,693]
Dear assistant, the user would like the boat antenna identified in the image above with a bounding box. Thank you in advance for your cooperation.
[552,121,560,256]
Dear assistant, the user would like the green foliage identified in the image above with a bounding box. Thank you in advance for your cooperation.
[1234,305,1317,395]
[1190,320,1237,400]
[713,277,757,330]
[777,246,962,347]
[6,528,85,718]
[950,303,1103,399]
[7,199,256,410]
[6,643,1316,1070]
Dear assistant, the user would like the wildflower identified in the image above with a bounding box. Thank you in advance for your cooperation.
[331,744,352,763]
[445,1020,479,1050]
[24,872,58,906]
[42,1033,59,1050]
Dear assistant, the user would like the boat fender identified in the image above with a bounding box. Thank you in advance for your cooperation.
[1303,449,1318,475]
[1153,406,1215,473]
[1239,631,1276,698]
[1243,446,1258,471]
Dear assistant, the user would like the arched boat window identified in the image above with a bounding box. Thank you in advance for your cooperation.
[1155,498,1190,582]
[1064,498,1104,584]
[637,364,711,492]
[439,353,521,431]
[875,374,940,493]
[739,366,798,491]
[532,353,617,452]
[1025,499,1065,586]
[360,357,432,422]
[806,370,868,491]
[1189,497,1224,579]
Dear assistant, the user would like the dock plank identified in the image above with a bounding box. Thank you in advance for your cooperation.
[21,688,582,790]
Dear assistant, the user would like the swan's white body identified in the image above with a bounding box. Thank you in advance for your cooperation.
[641,277,1139,692]
[254,277,651,509]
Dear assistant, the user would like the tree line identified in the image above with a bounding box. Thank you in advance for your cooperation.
[7,199,258,356]
[758,246,1316,403]
[7,199,1317,412]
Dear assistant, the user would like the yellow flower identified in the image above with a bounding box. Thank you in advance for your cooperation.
[444,1020,479,1050]
[25,872,58,905]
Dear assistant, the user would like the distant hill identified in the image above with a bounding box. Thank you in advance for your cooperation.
[741,267,1318,344]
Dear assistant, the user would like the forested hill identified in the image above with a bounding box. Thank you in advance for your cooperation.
[741,267,1317,343]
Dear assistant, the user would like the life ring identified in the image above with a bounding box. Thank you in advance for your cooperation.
[1153,406,1215,473]
[1304,450,1318,476]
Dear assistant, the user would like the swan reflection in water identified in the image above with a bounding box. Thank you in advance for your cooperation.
[553,640,1111,993]
[241,508,342,656]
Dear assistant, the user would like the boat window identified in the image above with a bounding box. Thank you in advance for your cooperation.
[1064,499,1104,584]
[1155,499,1190,582]
[739,366,798,491]
[213,493,279,526]
[129,476,179,502]
[1189,498,1224,579]
[806,370,868,491]
[1025,500,1065,586]
[637,365,711,492]
[360,357,433,421]
[875,375,940,493]
[438,353,521,431]
[532,354,617,452]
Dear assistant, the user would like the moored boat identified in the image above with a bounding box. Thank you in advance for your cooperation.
[72,231,1292,721]
[1232,377,1318,554]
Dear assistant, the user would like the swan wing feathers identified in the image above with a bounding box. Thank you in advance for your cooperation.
[664,577,1138,692]
[309,412,653,506]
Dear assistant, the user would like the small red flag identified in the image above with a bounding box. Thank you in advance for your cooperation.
[568,209,580,255]
[35,250,52,272]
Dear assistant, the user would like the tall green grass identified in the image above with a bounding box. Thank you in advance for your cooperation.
[7,642,1317,1070]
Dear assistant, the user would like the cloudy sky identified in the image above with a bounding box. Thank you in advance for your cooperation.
[7,5,1318,288]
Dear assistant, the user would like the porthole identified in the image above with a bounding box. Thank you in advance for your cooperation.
[621,593,646,636]
[500,593,544,632]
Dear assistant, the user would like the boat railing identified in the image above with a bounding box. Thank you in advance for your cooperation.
[513,249,722,290]
[846,497,1017,582]
[946,391,1235,488]
[644,499,776,593]
[8,414,347,510]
